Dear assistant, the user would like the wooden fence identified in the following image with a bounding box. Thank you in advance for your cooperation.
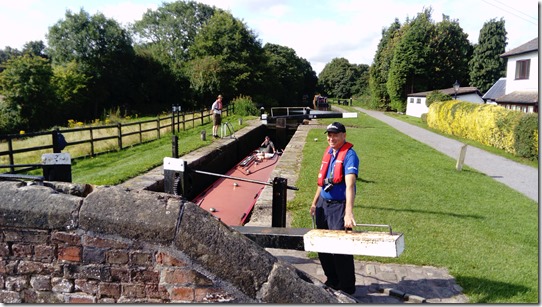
[0,105,233,174]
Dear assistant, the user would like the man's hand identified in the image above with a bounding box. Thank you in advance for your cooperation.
[310,204,316,216]
[344,212,356,228]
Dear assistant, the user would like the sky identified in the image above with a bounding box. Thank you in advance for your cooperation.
[0,0,539,75]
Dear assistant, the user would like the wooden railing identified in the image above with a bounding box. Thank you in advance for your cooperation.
[0,104,233,174]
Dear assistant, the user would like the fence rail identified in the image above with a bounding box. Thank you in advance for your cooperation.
[0,105,233,174]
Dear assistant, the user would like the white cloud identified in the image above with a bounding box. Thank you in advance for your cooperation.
[0,0,538,75]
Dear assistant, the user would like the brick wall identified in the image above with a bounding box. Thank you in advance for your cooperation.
[0,181,344,303]
[0,228,242,303]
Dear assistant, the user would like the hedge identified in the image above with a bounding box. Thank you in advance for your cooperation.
[427,100,538,160]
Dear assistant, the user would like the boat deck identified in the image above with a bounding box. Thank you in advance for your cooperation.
[191,151,280,226]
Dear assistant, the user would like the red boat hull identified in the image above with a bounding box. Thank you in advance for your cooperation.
[191,151,280,226]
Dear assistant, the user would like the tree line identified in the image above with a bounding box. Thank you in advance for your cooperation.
[0,1,318,134]
[368,8,507,112]
[0,2,507,134]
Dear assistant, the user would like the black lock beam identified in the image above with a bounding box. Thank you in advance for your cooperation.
[231,226,311,251]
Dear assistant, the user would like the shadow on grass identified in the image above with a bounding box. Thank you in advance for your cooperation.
[357,177,375,184]
[362,205,484,219]
[455,275,533,303]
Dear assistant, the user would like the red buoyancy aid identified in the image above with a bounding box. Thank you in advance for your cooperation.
[317,142,353,186]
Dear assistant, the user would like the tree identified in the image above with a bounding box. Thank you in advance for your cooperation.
[51,60,91,120]
[469,18,507,93]
[47,9,137,119]
[262,43,315,107]
[426,90,452,107]
[318,58,367,99]
[132,50,187,114]
[427,15,472,90]
[131,0,216,77]
[369,19,402,110]
[0,54,54,132]
[186,11,266,105]
[22,41,48,58]
[0,47,21,73]
[387,8,434,112]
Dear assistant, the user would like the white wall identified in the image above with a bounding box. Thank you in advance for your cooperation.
[505,51,538,93]
[405,97,427,117]
[406,94,484,118]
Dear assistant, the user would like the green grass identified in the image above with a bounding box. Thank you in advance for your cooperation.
[288,114,538,303]
[45,108,537,303]
[329,99,538,168]
[69,116,247,185]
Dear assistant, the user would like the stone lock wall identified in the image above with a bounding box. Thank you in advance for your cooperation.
[0,180,346,303]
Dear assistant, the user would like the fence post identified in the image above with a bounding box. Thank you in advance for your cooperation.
[52,128,60,153]
[201,110,204,126]
[177,105,181,133]
[117,123,123,150]
[171,105,175,134]
[182,113,185,131]
[138,123,143,143]
[89,128,95,156]
[156,117,161,139]
[7,136,14,173]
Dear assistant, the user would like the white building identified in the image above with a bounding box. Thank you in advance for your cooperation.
[406,87,483,118]
[491,37,538,113]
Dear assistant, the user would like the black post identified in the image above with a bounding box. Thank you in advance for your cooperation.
[52,128,60,153]
[172,135,179,159]
[176,104,180,133]
[171,104,175,134]
[272,177,287,227]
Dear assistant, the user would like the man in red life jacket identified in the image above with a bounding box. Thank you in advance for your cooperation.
[310,121,359,295]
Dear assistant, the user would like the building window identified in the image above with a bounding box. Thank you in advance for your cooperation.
[409,98,414,103]
[515,59,530,80]
[416,98,421,104]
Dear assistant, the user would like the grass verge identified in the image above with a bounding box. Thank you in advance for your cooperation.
[69,116,247,185]
[288,115,538,303]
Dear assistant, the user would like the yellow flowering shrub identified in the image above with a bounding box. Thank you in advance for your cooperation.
[428,100,538,160]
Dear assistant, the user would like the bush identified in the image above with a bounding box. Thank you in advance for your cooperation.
[426,90,452,107]
[420,113,427,123]
[427,100,538,160]
[232,95,259,116]
[513,113,539,160]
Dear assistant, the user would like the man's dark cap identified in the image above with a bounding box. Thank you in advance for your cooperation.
[324,122,346,134]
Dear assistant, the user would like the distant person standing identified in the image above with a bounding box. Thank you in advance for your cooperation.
[211,95,223,138]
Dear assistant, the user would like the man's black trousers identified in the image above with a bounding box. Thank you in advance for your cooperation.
[314,196,356,293]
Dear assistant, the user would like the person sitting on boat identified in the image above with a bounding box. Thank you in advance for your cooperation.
[260,136,276,154]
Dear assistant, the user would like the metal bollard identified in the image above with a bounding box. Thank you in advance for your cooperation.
[272,177,288,227]
[201,130,206,141]
[239,118,243,125]
[172,135,179,158]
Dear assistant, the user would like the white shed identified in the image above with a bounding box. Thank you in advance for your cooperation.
[406,87,484,118]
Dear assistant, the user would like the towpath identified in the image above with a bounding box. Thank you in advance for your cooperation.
[355,107,538,202]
